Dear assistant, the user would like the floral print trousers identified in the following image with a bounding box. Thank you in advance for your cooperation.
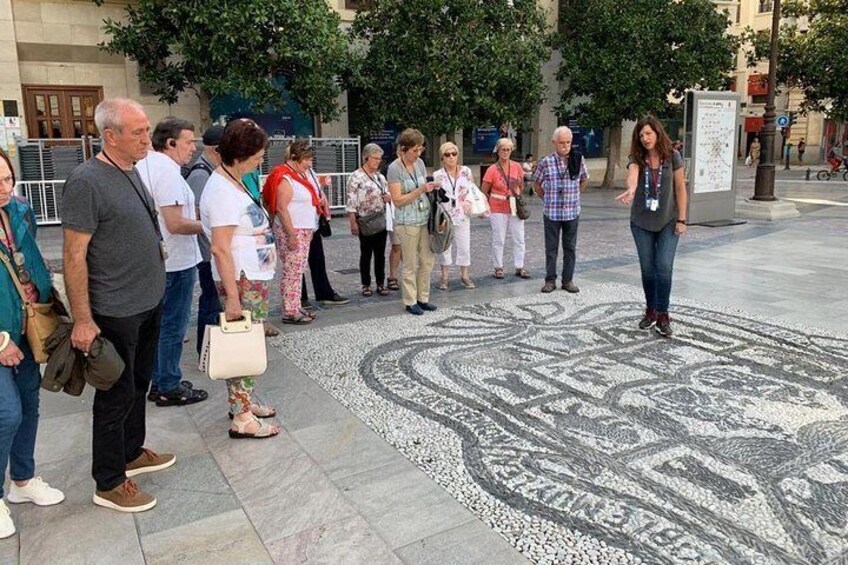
[273,224,314,317]
[215,274,270,415]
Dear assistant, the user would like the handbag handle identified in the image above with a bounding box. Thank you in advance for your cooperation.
[218,310,254,333]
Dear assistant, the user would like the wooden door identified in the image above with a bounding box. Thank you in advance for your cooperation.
[22,85,103,140]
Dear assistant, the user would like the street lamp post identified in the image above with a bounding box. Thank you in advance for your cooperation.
[753,0,781,201]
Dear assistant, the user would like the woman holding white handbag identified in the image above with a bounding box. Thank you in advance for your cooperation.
[199,119,279,440]
[434,142,477,290]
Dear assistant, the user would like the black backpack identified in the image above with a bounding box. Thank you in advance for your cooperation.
[182,159,213,180]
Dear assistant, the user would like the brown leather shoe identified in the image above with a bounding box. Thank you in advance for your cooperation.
[93,479,156,513]
[126,448,176,478]
[541,281,556,293]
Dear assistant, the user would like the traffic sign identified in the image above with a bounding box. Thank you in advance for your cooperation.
[776,115,790,127]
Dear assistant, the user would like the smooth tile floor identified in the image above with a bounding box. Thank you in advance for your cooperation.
[3,168,846,564]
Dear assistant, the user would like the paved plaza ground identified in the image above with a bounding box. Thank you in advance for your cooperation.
[3,166,848,564]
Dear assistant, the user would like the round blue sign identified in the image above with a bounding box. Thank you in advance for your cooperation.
[776,115,790,127]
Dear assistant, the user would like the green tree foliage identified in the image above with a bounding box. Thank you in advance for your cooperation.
[92,0,348,126]
[742,0,848,121]
[555,0,737,187]
[348,0,551,138]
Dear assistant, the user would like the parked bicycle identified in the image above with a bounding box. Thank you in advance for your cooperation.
[817,158,848,181]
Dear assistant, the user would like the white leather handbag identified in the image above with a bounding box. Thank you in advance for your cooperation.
[467,183,490,217]
[199,310,267,380]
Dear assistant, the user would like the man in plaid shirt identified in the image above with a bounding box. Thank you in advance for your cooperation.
[533,126,589,294]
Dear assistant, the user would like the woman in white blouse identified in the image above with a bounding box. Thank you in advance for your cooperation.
[434,142,475,290]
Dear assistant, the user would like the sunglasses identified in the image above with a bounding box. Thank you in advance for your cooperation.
[443,152,458,157]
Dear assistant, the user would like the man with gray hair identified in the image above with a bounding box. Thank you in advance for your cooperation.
[62,98,174,513]
[137,117,207,407]
[533,126,589,293]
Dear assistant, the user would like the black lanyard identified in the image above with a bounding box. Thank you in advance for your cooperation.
[404,163,420,189]
[221,166,272,226]
[496,161,514,193]
[101,152,163,242]
[643,158,664,200]
[443,168,458,206]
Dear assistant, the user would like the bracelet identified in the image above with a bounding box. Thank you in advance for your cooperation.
[0,332,10,354]
[676,219,687,225]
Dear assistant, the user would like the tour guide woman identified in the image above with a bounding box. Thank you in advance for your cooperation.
[616,115,688,337]
[0,148,65,538]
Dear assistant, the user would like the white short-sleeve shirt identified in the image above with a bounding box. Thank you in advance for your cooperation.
[137,150,202,272]
[199,171,277,282]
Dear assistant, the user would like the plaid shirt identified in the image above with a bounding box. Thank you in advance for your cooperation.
[533,153,588,221]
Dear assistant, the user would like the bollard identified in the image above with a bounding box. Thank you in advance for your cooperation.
[805,168,810,181]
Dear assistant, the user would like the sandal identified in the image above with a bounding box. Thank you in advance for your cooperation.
[362,286,373,297]
[437,278,449,291]
[299,307,316,318]
[263,322,280,337]
[494,268,505,279]
[376,285,390,296]
[460,277,476,289]
[515,268,531,279]
[387,278,400,291]
[228,404,277,420]
[282,313,313,325]
[228,416,279,439]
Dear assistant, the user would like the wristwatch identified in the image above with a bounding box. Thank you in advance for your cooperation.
[676,219,687,225]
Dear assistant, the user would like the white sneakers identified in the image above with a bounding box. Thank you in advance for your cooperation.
[0,500,14,539]
[0,477,65,538]
[7,477,65,506]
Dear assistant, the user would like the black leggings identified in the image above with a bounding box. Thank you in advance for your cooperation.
[359,230,388,286]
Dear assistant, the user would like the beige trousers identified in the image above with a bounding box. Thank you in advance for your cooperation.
[395,224,435,306]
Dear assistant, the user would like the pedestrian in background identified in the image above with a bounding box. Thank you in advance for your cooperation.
[0,148,65,538]
[483,137,528,280]
[186,125,224,354]
[534,126,587,294]
[387,128,439,315]
[347,143,391,297]
[748,136,761,167]
[797,138,806,163]
[615,115,688,338]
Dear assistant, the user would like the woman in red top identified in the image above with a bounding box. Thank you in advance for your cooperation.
[482,138,529,279]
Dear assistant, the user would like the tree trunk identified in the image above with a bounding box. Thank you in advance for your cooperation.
[602,123,621,189]
[196,88,212,130]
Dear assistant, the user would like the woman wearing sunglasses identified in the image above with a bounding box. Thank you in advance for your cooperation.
[433,142,475,290]
[0,148,65,537]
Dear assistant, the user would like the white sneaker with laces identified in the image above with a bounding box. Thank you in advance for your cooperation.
[0,500,15,539]
[6,477,65,506]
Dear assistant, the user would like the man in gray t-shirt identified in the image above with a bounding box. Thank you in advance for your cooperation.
[61,98,172,514]
[184,125,223,355]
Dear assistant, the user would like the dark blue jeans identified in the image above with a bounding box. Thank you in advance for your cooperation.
[630,221,679,312]
[196,260,222,356]
[0,342,40,498]
[152,267,196,393]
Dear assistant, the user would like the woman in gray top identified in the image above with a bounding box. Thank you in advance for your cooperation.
[616,116,688,338]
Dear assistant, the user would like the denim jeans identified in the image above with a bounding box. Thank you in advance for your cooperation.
[196,261,222,356]
[152,267,196,394]
[630,220,679,312]
[0,342,39,499]
[93,305,161,491]
[543,215,579,282]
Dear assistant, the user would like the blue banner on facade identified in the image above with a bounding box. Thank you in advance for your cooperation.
[570,125,604,158]
[473,126,500,153]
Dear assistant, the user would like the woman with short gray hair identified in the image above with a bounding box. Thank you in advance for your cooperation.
[347,143,392,296]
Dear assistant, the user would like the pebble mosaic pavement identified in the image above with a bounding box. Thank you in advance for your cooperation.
[275,284,848,565]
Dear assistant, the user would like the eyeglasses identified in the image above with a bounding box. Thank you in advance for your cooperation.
[443,152,458,157]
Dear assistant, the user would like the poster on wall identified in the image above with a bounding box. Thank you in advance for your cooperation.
[693,99,737,194]
[473,126,499,153]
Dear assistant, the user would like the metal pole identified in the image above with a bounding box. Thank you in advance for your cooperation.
[753,0,781,201]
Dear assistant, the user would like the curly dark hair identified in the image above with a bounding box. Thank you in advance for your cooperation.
[629,115,673,168]
[218,119,268,166]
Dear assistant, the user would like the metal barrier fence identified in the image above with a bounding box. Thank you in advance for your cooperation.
[15,136,360,224]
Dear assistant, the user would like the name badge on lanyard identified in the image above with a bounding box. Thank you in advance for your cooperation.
[644,161,663,213]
